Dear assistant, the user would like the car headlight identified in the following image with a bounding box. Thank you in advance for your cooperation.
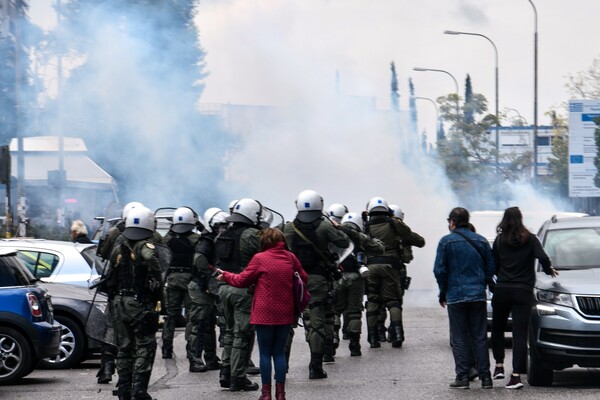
[536,289,574,308]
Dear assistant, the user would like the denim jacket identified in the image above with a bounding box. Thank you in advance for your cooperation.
[433,227,495,305]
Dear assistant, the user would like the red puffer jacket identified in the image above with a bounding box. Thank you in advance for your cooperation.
[221,241,308,325]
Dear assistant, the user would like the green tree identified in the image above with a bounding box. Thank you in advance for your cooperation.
[565,57,600,99]
[436,76,528,208]
[545,110,569,197]
[390,61,399,111]
[37,0,231,206]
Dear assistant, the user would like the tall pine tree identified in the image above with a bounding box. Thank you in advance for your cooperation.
[408,78,418,141]
[390,61,399,111]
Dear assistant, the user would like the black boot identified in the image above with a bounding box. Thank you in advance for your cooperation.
[323,339,335,363]
[204,353,221,370]
[219,365,231,388]
[162,341,173,359]
[115,376,132,400]
[367,327,380,348]
[189,357,208,373]
[96,359,115,384]
[131,372,152,400]
[377,322,388,343]
[247,358,260,375]
[391,324,404,348]
[229,376,259,391]
[308,353,327,379]
[348,333,362,357]
[387,325,396,343]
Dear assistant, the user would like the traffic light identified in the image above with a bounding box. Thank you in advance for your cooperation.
[0,145,10,185]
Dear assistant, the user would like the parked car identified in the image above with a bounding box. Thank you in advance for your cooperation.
[0,248,61,384]
[37,282,108,369]
[528,215,600,386]
[0,239,105,287]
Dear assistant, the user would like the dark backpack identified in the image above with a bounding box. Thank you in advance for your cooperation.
[214,224,246,272]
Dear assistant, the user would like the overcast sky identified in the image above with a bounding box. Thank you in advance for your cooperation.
[30,0,600,144]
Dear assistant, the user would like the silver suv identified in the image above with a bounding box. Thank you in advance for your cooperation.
[528,216,600,386]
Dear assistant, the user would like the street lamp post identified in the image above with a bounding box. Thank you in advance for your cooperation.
[414,96,442,142]
[528,0,539,186]
[444,30,500,179]
[413,67,459,126]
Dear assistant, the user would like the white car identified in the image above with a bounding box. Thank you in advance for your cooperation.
[0,239,104,288]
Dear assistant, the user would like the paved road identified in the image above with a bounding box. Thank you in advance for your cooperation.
[1,290,599,399]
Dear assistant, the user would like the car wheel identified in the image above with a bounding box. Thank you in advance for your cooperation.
[0,327,33,384]
[527,329,553,386]
[39,316,85,369]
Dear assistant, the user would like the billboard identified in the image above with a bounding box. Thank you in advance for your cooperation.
[569,99,600,197]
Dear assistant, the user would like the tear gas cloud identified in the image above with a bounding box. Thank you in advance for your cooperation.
[28,1,577,295]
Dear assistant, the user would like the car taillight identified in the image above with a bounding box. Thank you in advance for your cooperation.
[27,292,43,318]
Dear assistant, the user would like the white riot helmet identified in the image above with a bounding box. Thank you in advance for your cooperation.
[123,206,156,240]
[122,201,144,220]
[327,203,348,223]
[203,207,222,232]
[228,199,239,214]
[226,198,262,225]
[341,212,364,232]
[366,197,389,215]
[171,207,198,234]
[389,204,405,220]
[295,190,324,223]
[211,211,230,233]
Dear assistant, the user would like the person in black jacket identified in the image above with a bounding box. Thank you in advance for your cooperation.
[490,207,558,390]
[71,220,93,243]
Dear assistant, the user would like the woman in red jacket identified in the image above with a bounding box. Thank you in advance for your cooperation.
[217,228,308,400]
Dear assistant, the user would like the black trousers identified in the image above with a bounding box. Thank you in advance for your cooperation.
[491,287,533,374]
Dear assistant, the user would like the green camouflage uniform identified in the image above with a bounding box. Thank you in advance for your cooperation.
[161,230,200,358]
[334,224,384,355]
[110,238,162,400]
[283,217,349,377]
[365,215,425,348]
[187,230,221,370]
[217,224,260,385]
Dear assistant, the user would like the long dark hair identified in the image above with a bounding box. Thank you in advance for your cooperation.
[497,207,529,245]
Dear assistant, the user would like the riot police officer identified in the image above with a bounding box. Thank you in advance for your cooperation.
[216,199,262,392]
[186,208,229,372]
[336,212,384,356]
[283,190,349,379]
[364,197,424,349]
[161,207,202,368]
[95,201,143,385]
[108,206,163,400]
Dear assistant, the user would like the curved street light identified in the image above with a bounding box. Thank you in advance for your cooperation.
[413,67,459,124]
[414,96,442,142]
[444,30,500,178]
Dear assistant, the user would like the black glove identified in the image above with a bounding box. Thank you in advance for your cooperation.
[439,291,446,305]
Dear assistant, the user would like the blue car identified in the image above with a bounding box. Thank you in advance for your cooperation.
[0,248,61,385]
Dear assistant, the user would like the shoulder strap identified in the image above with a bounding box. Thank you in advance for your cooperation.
[291,223,330,264]
[453,229,485,261]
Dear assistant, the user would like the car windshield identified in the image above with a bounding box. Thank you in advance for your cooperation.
[543,227,600,270]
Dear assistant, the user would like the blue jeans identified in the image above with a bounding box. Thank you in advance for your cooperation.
[447,301,490,380]
[255,324,291,384]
